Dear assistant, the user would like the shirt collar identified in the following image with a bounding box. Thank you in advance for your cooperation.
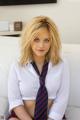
[27,60,53,77]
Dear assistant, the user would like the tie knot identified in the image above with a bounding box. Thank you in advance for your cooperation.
[39,76,45,87]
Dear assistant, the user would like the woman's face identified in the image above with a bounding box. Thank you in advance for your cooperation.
[31,27,51,59]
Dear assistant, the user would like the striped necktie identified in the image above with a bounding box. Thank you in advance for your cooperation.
[31,61,49,120]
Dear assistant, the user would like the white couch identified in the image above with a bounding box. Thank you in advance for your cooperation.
[0,36,80,120]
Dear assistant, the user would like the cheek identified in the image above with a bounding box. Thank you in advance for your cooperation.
[46,44,51,53]
[46,43,51,49]
[31,44,36,52]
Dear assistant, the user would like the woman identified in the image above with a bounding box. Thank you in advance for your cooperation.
[7,16,69,120]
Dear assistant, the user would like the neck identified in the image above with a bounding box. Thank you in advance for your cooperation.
[33,55,45,66]
[32,56,47,74]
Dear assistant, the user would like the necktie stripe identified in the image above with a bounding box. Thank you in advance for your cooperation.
[35,105,47,116]
[36,95,48,107]
[35,97,48,112]
[35,101,47,113]
[35,105,48,118]
[31,61,49,120]
[35,103,48,116]
[41,109,48,119]
[36,88,48,102]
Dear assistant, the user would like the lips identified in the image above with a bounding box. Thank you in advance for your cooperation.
[38,49,45,51]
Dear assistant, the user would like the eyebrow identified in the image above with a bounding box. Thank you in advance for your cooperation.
[34,36,50,40]
[44,38,50,40]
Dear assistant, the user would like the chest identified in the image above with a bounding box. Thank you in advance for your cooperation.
[18,67,62,98]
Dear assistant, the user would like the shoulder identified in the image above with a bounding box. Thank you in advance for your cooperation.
[61,57,69,68]
[9,60,22,72]
[9,59,31,73]
[58,57,70,73]
[50,57,69,71]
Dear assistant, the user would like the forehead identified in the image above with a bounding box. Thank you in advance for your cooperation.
[33,27,50,38]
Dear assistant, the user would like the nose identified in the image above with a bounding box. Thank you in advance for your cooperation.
[39,41,44,48]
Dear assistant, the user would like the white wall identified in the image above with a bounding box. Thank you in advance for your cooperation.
[0,0,80,44]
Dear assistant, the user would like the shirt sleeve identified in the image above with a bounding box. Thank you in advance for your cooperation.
[8,63,24,112]
[48,59,70,120]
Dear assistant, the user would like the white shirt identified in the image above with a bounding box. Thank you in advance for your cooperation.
[8,58,70,120]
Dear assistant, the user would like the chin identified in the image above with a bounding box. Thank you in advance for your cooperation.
[35,53,45,57]
[36,52,46,56]
[36,55,45,57]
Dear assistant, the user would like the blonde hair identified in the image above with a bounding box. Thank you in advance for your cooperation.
[19,16,62,65]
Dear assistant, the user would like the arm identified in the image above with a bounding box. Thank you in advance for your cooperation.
[13,105,32,120]
[48,59,70,120]
[8,63,32,120]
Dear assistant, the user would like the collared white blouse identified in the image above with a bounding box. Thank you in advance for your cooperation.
[8,58,70,120]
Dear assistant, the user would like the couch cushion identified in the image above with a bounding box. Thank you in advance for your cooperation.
[66,106,80,120]
[62,44,80,107]
[0,36,20,116]
[0,36,20,98]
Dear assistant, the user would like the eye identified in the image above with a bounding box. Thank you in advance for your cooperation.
[34,37,40,42]
[44,39,50,42]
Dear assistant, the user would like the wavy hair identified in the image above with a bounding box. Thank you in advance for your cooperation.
[19,16,62,65]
